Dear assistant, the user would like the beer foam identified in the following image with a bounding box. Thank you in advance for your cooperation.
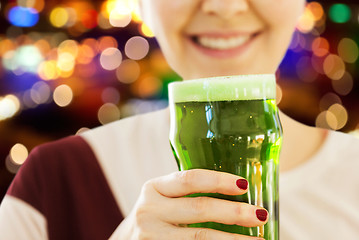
[168,74,276,102]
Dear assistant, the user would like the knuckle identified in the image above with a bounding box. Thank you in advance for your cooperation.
[190,197,209,215]
[234,203,244,215]
[233,203,246,225]
[136,231,153,240]
[211,173,221,190]
[142,180,154,194]
[194,229,209,240]
[177,170,198,187]
[135,205,152,226]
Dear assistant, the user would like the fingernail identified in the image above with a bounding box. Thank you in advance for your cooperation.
[236,179,248,190]
[256,209,268,222]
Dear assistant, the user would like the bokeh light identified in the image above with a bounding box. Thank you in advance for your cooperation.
[297,4,316,33]
[8,6,39,27]
[132,74,162,98]
[331,72,354,96]
[58,40,79,57]
[77,44,95,64]
[116,59,140,84]
[98,36,118,52]
[57,52,76,72]
[337,38,359,64]
[327,103,348,130]
[0,95,21,121]
[312,37,329,57]
[307,2,324,22]
[315,110,336,129]
[0,39,16,56]
[102,87,120,104]
[17,0,45,12]
[97,103,120,125]
[82,38,99,54]
[81,9,98,29]
[323,54,345,80]
[125,36,150,60]
[109,8,132,27]
[10,143,28,165]
[76,127,90,135]
[50,7,68,28]
[139,23,155,38]
[53,84,73,107]
[2,45,43,73]
[100,47,123,71]
[30,81,51,104]
[329,4,351,23]
[38,60,60,80]
[319,92,342,111]
[97,12,113,29]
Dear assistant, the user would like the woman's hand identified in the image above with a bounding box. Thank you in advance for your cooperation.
[110,169,267,240]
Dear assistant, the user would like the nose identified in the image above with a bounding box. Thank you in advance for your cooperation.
[201,0,249,19]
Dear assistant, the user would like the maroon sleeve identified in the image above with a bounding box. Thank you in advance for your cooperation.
[7,135,124,240]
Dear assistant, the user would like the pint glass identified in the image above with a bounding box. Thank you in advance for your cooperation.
[168,75,282,239]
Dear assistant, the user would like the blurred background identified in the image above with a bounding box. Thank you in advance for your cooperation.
[0,0,358,200]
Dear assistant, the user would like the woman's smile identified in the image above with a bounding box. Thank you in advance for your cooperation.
[187,31,262,58]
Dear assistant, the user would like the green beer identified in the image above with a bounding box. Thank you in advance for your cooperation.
[168,75,282,239]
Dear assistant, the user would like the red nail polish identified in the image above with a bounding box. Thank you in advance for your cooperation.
[256,209,268,222]
[236,179,248,190]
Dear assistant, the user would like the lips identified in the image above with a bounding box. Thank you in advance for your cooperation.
[188,32,260,58]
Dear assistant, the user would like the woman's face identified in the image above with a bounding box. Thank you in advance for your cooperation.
[141,0,306,79]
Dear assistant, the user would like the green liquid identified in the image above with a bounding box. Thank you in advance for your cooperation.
[169,99,282,239]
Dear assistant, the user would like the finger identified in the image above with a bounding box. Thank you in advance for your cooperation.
[151,169,248,197]
[175,226,264,240]
[160,196,268,227]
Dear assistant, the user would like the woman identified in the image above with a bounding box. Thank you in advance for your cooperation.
[1,0,359,239]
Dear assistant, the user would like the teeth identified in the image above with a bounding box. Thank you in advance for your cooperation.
[197,36,251,50]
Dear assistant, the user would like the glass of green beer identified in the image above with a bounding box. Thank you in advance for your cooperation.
[168,74,282,239]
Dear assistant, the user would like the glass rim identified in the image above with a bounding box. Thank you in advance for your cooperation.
[168,74,276,103]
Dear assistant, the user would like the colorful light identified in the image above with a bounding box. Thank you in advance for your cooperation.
[109,8,132,27]
[312,37,329,57]
[332,72,354,96]
[53,85,73,107]
[327,103,348,130]
[81,9,98,29]
[0,95,21,121]
[125,36,149,60]
[17,0,45,12]
[38,60,60,80]
[8,6,39,27]
[323,54,345,80]
[102,87,120,104]
[329,4,351,23]
[116,59,140,84]
[100,47,122,71]
[30,81,51,104]
[140,23,155,38]
[10,143,28,165]
[98,36,118,51]
[319,92,342,111]
[297,5,316,33]
[97,103,120,125]
[307,2,324,22]
[50,7,69,28]
[338,38,359,64]
[2,45,43,73]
